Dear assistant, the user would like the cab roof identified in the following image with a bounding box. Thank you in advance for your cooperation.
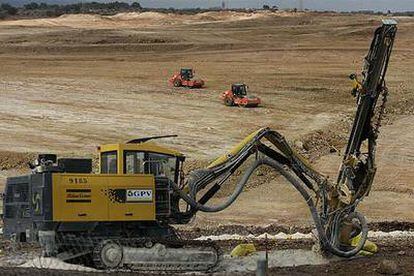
[98,142,184,158]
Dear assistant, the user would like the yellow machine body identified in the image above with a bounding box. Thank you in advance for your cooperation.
[52,173,156,222]
[50,141,184,223]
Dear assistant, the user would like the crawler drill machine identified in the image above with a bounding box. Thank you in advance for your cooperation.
[3,20,397,271]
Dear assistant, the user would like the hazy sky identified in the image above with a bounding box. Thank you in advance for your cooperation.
[2,0,414,12]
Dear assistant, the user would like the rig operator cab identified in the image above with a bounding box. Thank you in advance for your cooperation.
[99,136,184,183]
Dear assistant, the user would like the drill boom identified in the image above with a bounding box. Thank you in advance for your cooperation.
[174,20,397,257]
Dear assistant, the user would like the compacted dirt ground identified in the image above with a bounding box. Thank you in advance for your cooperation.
[0,235,413,275]
[0,10,413,274]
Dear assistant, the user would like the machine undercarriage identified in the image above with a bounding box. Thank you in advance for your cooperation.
[54,232,219,271]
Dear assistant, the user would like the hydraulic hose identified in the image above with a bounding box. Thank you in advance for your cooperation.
[171,158,260,212]
[171,157,368,257]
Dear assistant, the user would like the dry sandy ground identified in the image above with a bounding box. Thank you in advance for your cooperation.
[0,11,413,227]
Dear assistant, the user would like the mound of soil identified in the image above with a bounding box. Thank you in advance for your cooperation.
[111,11,169,21]
[0,151,35,171]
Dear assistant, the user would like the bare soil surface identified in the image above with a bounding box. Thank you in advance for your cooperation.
[0,11,413,228]
[0,236,413,275]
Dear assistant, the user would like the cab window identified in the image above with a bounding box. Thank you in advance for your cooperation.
[147,153,177,182]
[124,151,178,182]
[101,151,117,174]
[125,152,145,174]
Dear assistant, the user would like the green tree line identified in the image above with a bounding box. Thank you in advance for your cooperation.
[0,1,142,19]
